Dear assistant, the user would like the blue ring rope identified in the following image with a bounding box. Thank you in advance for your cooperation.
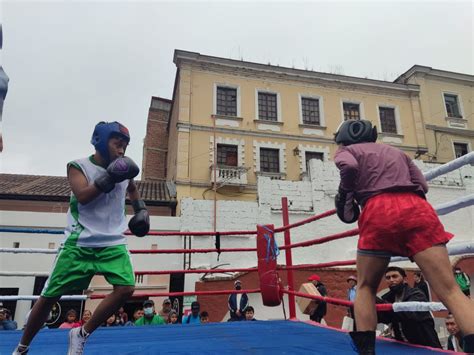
[0,227,63,234]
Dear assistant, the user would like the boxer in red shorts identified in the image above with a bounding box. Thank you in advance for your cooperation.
[333,120,474,354]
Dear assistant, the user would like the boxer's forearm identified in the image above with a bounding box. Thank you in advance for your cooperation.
[73,184,102,205]
[127,180,140,201]
[68,166,102,205]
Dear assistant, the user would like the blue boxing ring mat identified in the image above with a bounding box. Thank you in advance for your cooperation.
[0,320,454,354]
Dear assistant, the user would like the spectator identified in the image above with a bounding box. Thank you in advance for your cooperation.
[59,309,80,329]
[158,299,172,323]
[244,306,257,321]
[79,310,92,327]
[0,308,18,330]
[115,306,128,326]
[346,275,357,328]
[135,300,165,326]
[454,267,471,297]
[413,272,430,301]
[446,313,465,352]
[182,301,201,324]
[347,275,357,302]
[228,280,249,321]
[167,310,179,325]
[308,274,327,323]
[103,314,117,327]
[125,308,143,326]
[378,266,441,348]
[200,311,209,324]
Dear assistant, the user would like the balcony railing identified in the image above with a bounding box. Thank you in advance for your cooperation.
[256,171,286,180]
[210,165,248,185]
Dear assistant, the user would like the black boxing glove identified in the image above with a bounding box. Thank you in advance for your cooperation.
[95,157,140,193]
[129,199,150,237]
[335,187,360,224]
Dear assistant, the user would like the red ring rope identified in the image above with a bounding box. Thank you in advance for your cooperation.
[283,289,393,312]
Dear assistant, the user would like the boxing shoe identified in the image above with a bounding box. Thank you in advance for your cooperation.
[349,331,376,354]
[67,326,89,355]
[463,334,474,354]
[12,344,29,355]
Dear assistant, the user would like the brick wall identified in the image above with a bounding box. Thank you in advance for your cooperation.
[142,97,171,180]
[193,266,459,327]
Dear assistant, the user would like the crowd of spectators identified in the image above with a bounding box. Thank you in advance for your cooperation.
[0,290,259,335]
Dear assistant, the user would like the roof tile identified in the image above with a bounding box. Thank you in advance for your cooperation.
[0,174,175,205]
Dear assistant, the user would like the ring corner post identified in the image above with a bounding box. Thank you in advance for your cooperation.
[281,197,296,320]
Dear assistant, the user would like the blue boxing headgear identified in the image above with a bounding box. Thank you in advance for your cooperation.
[91,121,130,163]
[334,119,377,146]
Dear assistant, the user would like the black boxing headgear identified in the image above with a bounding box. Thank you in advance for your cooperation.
[334,120,377,146]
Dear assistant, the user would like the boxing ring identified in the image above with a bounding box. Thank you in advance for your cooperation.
[0,152,473,354]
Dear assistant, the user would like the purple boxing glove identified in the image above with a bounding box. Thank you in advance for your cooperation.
[95,157,139,193]
[335,188,360,224]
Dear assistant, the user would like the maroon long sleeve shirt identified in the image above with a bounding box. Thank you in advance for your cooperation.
[334,143,428,206]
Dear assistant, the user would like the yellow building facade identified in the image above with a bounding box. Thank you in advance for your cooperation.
[395,65,474,163]
[166,50,471,208]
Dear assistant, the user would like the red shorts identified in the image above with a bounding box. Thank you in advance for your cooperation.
[357,192,453,259]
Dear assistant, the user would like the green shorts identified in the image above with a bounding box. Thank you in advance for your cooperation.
[41,244,135,298]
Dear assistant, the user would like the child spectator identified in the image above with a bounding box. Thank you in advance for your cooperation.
[167,310,179,325]
[115,306,128,326]
[59,309,80,329]
[125,308,144,326]
[103,314,117,327]
[200,311,209,324]
[79,310,92,327]
[245,306,256,321]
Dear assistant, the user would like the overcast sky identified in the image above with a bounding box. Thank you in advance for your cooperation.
[0,0,472,177]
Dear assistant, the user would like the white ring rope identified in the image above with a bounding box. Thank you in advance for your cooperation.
[0,248,57,254]
[392,302,447,312]
[0,295,87,301]
[0,271,50,277]
[423,151,474,181]
[435,193,474,216]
